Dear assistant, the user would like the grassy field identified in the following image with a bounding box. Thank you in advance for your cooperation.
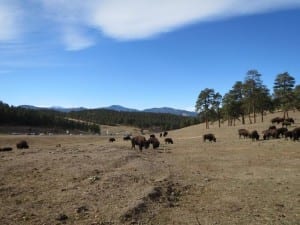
[0,111,299,225]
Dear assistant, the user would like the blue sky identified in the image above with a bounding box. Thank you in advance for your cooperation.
[1,0,300,111]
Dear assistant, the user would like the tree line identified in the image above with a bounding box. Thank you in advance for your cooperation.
[195,71,300,128]
[0,102,100,134]
[0,101,200,134]
[68,109,200,131]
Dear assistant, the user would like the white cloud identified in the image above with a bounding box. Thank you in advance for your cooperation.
[62,27,95,51]
[0,0,23,42]
[2,0,300,49]
[88,0,300,40]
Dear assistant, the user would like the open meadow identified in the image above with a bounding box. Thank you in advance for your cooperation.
[0,111,299,225]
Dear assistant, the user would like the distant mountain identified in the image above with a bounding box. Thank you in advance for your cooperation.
[19,104,197,117]
[49,106,87,113]
[103,105,139,112]
[143,107,197,117]
[19,105,87,113]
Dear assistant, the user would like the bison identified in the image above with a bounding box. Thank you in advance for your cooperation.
[285,118,295,124]
[163,131,168,137]
[131,136,150,151]
[16,140,29,149]
[276,127,288,138]
[263,129,278,140]
[284,131,293,140]
[123,135,132,141]
[149,136,160,149]
[203,133,216,142]
[0,147,13,152]
[292,127,300,141]
[238,129,250,139]
[249,130,260,141]
[109,137,116,142]
[150,134,156,138]
[164,138,173,144]
[271,117,284,124]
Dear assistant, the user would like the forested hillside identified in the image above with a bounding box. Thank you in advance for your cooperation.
[0,101,200,134]
[68,109,200,131]
[0,102,100,134]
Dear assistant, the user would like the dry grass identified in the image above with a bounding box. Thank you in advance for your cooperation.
[0,111,299,225]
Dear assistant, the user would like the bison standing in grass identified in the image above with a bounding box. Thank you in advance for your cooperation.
[276,127,288,138]
[109,137,116,142]
[203,133,216,142]
[249,130,260,141]
[149,136,160,149]
[292,127,300,141]
[263,128,278,140]
[164,138,174,144]
[16,140,29,149]
[131,136,150,151]
[271,117,284,124]
[238,129,250,139]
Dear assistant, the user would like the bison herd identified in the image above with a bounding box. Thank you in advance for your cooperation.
[0,140,29,152]
[237,117,300,141]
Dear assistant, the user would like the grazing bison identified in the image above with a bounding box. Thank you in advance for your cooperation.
[271,117,285,124]
[164,138,174,144]
[163,131,168,137]
[238,129,250,138]
[123,135,131,141]
[276,127,288,138]
[292,127,300,141]
[109,137,116,142]
[131,136,150,151]
[16,140,29,149]
[0,147,13,152]
[263,129,278,140]
[282,120,292,128]
[203,133,216,142]
[249,130,260,141]
[285,118,295,123]
[284,131,293,140]
[149,136,160,149]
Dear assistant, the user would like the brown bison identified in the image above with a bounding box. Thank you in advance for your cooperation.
[263,129,278,140]
[149,136,160,149]
[285,118,295,123]
[203,133,216,142]
[238,129,250,138]
[109,137,116,142]
[276,127,288,138]
[271,117,285,124]
[284,131,293,140]
[163,131,168,137]
[131,136,150,151]
[16,140,29,149]
[292,127,300,141]
[123,135,131,141]
[0,147,13,152]
[150,134,156,138]
[249,130,260,141]
[164,138,173,144]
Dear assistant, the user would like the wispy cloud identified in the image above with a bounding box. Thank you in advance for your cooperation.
[88,0,300,40]
[1,0,300,50]
[0,0,23,42]
[61,27,95,51]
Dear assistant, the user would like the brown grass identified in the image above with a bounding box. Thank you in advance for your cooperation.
[0,111,299,225]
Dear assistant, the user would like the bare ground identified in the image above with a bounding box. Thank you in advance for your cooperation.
[0,112,299,225]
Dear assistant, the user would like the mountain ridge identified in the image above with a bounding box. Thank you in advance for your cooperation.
[19,105,197,117]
